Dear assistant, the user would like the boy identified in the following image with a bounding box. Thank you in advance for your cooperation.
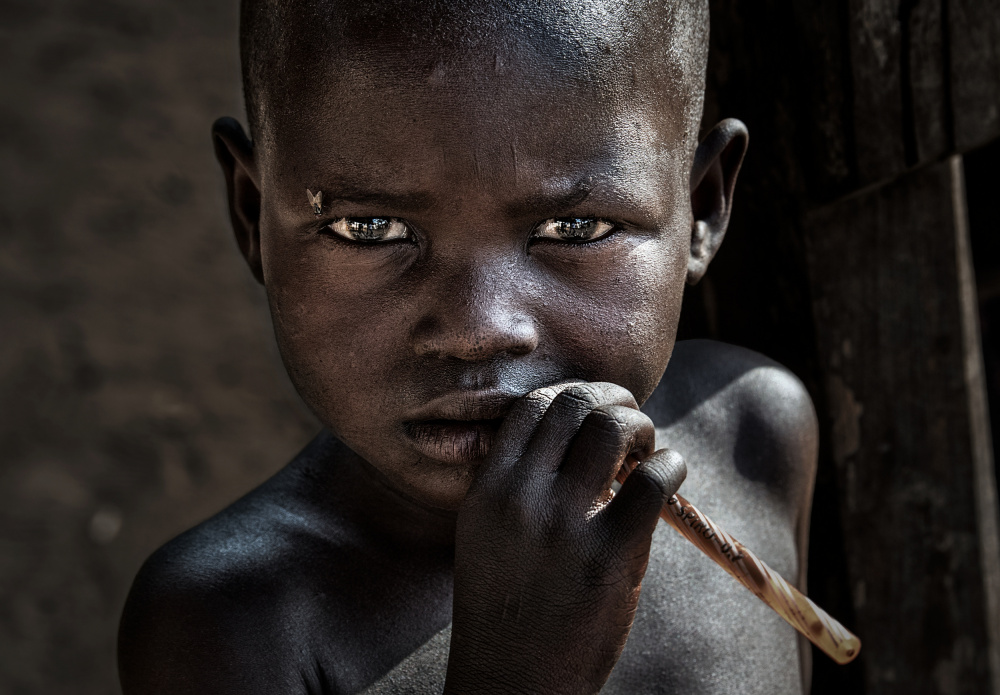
[119,0,818,693]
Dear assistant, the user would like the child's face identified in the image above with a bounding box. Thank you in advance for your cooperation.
[246,46,695,510]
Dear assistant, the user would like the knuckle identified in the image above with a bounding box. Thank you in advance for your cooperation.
[523,385,560,408]
[496,474,549,524]
[584,408,631,443]
[590,381,639,409]
[611,405,654,436]
[641,449,687,495]
[509,389,554,422]
[568,411,632,470]
[551,383,604,413]
[583,406,654,455]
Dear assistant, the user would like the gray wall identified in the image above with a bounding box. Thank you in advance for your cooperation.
[0,2,317,693]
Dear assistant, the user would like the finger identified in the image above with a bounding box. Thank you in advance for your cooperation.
[492,382,586,459]
[556,404,656,508]
[475,382,583,491]
[516,382,639,479]
[600,449,687,556]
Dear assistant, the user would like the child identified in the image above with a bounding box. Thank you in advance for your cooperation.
[119,0,818,692]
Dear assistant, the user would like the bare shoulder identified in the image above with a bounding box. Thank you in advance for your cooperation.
[609,341,817,694]
[118,473,347,695]
[646,339,818,511]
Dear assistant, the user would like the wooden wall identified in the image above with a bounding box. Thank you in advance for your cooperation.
[687,1,1000,693]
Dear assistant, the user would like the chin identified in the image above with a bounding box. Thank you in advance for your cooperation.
[401,459,479,512]
[353,440,479,512]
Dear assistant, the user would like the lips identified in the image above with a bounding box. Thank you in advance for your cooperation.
[405,419,504,464]
[403,389,521,465]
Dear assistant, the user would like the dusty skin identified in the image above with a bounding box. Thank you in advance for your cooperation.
[119,2,818,693]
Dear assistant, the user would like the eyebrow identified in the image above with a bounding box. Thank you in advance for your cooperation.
[316,183,436,212]
[505,179,593,217]
[310,177,597,217]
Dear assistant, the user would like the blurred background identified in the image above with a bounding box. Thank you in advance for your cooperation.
[0,2,317,693]
[2,1,1000,694]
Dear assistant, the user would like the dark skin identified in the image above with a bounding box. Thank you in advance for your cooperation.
[119,7,817,694]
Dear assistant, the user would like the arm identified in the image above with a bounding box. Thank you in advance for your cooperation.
[636,343,820,694]
[118,549,316,695]
[735,364,819,694]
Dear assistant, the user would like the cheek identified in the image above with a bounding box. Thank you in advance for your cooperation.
[624,237,688,347]
[541,236,687,401]
[260,229,413,432]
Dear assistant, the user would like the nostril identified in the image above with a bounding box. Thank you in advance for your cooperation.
[412,313,539,360]
[503,320,539,356]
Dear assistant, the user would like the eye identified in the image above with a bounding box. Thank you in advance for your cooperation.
[532,217,615,243]
[326,217,411,243]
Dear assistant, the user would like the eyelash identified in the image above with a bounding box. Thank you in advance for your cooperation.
[323,217,412,244]
[318,216,619,246]
[531,218,617,244]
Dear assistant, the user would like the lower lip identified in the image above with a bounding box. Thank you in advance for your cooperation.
[404,420,502,465]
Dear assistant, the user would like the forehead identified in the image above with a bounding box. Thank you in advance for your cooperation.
[259,43,695,203]
[294,0,693,78]
[251,0,707,218]
[256,0,701,146]
[285,59,668,152]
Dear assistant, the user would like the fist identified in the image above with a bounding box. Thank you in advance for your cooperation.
[445,382,687,695]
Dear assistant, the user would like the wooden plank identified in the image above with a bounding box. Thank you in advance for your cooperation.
[705,0,859,201]
[948,0,1000,152]
[847,0,907,185]
[699,0,854,373]
[790,0,858,198]
[951,155,1000,695]
[905,0,949,163]
[804,158,1000,694]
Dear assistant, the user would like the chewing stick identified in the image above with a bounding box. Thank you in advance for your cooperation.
[614,464,861,665]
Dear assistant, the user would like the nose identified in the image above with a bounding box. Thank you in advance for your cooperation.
[411,264,539,361]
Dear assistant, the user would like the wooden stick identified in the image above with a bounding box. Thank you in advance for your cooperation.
[615,465,861,665]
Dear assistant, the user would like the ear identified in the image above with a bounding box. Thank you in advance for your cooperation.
[212,117,264,285]
[687,118,749,285]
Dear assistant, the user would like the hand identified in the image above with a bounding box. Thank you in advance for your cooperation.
[444,382,687,694]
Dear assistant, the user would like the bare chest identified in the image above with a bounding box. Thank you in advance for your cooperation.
[359,431,804,694]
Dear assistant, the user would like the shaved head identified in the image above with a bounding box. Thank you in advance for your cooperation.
[215,0,746,514]
[240,0,709,152]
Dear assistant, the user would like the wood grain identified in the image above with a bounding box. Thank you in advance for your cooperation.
[949,0,1000,152]
[847,0,907,184]
[804,158,1000,694]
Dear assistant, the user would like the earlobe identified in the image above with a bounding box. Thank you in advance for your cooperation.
[212,117,264,285]
[687,118,749,285]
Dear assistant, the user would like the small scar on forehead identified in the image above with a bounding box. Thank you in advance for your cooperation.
[307,189,323,216]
